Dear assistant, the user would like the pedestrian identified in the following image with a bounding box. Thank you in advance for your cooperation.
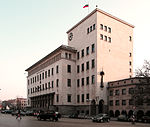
[16,110,22,120]
[131,115,135,125]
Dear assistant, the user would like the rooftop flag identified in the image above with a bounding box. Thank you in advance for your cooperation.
[83,4,89,8]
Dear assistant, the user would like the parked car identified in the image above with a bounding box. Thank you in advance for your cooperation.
[37,110,61,121]
[141,116,150,123]
[26,110,34,116]
[11,110,26,116]
[78,113,86,119]
[92,114,110,122]
[69,113,78,118]
[117,115,128,121]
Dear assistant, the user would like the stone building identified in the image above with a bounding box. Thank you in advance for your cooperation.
[108,77,150,119]
[25,8,134,115]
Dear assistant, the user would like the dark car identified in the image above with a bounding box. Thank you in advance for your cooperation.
[69,113,78,118]
[11,110,26,116]
[92,114,110,122]
[117,115,128,121]
[26,110,34,116]
[142,116,150,123]
[37,111,61,121]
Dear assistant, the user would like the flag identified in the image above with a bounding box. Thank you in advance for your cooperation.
[83,4,89,8]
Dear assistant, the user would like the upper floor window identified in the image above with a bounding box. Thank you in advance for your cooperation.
[77,95,80,103]
[67,65,71,73]
[104,36,107,41]
[115,89,119,95]
[56,65,59,73]
[56,79,59,87]
[86,61,89,70]
[104,26,107,31]
[67,79,71,87]
[45,71,47,78]
[100,24,103,30]
[86,77,89,85]
[77,65,80,73]
[67,94,71,102]
[129,88,134,94]
[115,100,119,106]
[65,53,68,58]
[129,52,132,57]
[122,100,126,105]
[91,44,95,53]
[82,94,84,102]
[86,46,89,55]
[90,26,92,32]
[77,52,80,59]
[51,68,54,75]
[93,24,96,30]
[87,28,90,34]
[91,75,95,84]
[69,54,72,59]
[81,49,84,57]
[108,37,111,42]
[122,89,126,95]
[42,72,44,80]
[81,63,84,72]
[92,59,95,68]
[109,100,113,106]
[109,90,113,96]
[100,34,103,40]
[86,93,89,100]
[56,94,59,102]
[77,79,80,87]
[82,78,84,86]
[108,27,111,33]
[129,36,132,41]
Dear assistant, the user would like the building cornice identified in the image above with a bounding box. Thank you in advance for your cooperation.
[67,8,134,34]
[25,45,77,72]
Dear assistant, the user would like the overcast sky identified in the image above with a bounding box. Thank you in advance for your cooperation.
[0,0,150,101]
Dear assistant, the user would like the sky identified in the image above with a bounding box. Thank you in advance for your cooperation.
[0,0,150,101]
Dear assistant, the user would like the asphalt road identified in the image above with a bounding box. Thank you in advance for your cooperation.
[0,113,149,127]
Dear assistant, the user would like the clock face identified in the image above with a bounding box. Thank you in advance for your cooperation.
[68,32,73,41]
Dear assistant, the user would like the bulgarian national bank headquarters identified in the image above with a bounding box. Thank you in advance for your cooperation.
[26,8,136,116]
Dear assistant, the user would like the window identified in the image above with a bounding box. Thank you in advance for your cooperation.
[67,94,71,102]
[86,47,89,55]
[65,53,68,58]
[33,77,34,83]
[56,94,59,102]
[67,65,71,73]
[35,76,36,82]
[92,44,95,53]
[100,24,103,30]
[115,89,119,95]
[42,72,44,79]
[56,79,59,87]
[122,89,126,95]
[82,94,84,102]
[108,37,111,42]
[129,61,132,66]
[104,26,107,31]
[129,99,133,105]
[92,59,95,68]
[129,88,134,94]
[51,81,54,88]
[56,65,59,73]
[129,53,132,57]
[67,79,71,87]
[69,54,72,59]
[122,100,126,105]
[90,26,92,32]
[37,75,39,82]
[130,68,132,73]
[48,82,50,89]
[81,49,84,57]
[86,93,89,100]
[52,68,54,75]
[129,36,132,41]
[81,63,84,72]
[87,28,89,34]
[86,77,89,85]
[104,36,107,41]
[86,61,89,70]
[108,27,111,33]
[91,75,95,84]
[45,83,47,90]
[48,70,50,77]
[40,74,41,80]
[100,34,103,40]
[109,100,113,106]
[77,95,80,103]
[109,90,113,96]
[77,52,80,59]
[77,65,80,73]
[77,79,80,87]
[93,24,95,30]
[82,78,84,86]
[45,71,47,78]
[115,100,119,106]
[42,84,44,90]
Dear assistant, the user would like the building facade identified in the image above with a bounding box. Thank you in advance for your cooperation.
[26,8,134,115]
[108,77,150,119]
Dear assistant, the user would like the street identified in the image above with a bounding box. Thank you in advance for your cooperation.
[0,114,150,127]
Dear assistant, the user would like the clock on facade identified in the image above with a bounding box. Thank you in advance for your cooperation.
[68,32,73,41]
